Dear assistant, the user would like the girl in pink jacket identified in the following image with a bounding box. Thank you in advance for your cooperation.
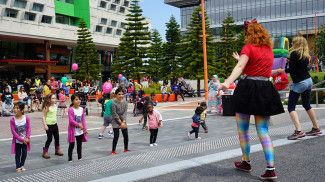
[67,94,88,162]
[10,102,31,173]
[146,103,162,147]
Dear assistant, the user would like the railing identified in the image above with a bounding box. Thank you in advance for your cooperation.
[278,80,325,107]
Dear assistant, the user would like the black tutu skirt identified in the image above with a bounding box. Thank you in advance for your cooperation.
[233,78,284,116]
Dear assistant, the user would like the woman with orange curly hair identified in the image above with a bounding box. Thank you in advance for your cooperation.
[219,20,284,180]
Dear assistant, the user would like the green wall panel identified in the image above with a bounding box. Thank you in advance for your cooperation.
[74,0,91,28]
[54,0,90,28]
[55,1,75,17]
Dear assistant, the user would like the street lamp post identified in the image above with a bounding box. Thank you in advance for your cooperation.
[200,0,209,101]
[314,11,319,72]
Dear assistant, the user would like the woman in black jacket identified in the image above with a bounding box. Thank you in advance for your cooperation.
[278,36,321,140]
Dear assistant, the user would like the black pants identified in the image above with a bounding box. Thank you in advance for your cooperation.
[15,143,27,169]
[149,129,159,144]
[174,91,184,101]
[68,134,83,161]
[189,126,199,138]
[142,112,148,128]
[288,89,312,113]
[45,124,60,148]
[112,128,129,152]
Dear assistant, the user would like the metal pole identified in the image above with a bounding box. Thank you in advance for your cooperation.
[314,12,319,72]
[316,90,319,108]
[201,0,209,101]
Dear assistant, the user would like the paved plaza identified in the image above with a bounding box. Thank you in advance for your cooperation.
[0,98,324,182]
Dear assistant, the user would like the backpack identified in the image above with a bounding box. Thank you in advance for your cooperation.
[192,113,200,123]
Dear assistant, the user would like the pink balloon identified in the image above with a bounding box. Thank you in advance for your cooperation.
[118,74,123,79]
[102,82,112,93]
[72,63,78,71]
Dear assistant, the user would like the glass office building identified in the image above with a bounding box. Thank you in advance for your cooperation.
[165,0,325,37]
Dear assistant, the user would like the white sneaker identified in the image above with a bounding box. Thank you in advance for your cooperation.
[187,132,191,140]
[196,137,201,140]
[20,166,26,172]
[153,143,158,146]
[149,144,154,147]
[98,134,103,139]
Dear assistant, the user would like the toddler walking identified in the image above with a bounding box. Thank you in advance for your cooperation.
[10,102,31,173]
[188,106,205,140]
[146,103,162,147]
[199,102,208,133]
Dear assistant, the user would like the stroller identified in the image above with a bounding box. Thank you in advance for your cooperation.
[76,92,89,115]
[2,97,14,116]
[180,80,195,97]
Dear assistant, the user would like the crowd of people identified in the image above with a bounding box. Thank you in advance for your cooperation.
[0,77,99,117]
[2,20,323,181]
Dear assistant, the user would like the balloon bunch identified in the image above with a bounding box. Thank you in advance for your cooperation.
[118,74,126,81]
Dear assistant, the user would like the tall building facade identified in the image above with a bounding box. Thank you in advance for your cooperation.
[165,0,325,37]
[0,0,130,80]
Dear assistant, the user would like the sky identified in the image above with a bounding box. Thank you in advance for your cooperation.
[139,0,181,41]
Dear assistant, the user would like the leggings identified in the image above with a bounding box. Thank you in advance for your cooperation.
[45,123,60,149]
[112,128,129,151]
[288,89,312,113]
[15,143,27,169]
[149,129,159,144]
[236,113,274,167]
[68,134,83,161]
[189,126,199,138]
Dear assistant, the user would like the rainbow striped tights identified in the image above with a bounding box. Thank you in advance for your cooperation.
[236,113,274,167]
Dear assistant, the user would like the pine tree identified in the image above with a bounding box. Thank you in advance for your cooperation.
[75,20,101,81]
[113,0,150,81]
[218,12,242,78]
[147,29,164,79]
[317,26,325,67]
[180,7,216,96]
[218,12,237,78]
[163,15,181,81]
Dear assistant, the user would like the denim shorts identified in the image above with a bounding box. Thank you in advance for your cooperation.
[103,116,113,127]
[290,78,313,93]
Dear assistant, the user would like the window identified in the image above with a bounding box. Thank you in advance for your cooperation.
[56,14,69,24]
[24,12,36,21]
[106,27,113,34]
[120,22,126,29]
[99,1,107,8]
[111,20,117,27]
[0,0,7,5]
[55,14,79,26]
[13,0,26,8]
[110,4,117,11]
[32,3,44,12]
[123,0,129,7]
[95,25,103,32]
[114,0,120,4]
[100,18,107,25]
[58,0,74,3]
[119,7,125,13]
[41,15,52,24]
[5,8,18,18]
[116,29,122,35]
